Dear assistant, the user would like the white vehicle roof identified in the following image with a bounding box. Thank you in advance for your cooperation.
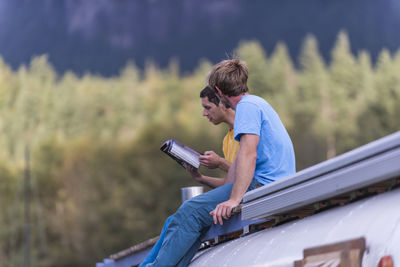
[191,187,400,267]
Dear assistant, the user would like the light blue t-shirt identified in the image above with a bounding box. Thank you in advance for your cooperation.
[234,94,296,184]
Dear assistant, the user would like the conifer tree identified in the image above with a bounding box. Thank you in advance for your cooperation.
[296,34,328,166]
[235,41,269,96]
[0,57,18,158]
[365,49,400,139]
[265,42,297,129]
[328,31,360,155]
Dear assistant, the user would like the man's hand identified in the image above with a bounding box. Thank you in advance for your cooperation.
[209,199,240,225]
[200,151,222,169]
[184,164,203,183]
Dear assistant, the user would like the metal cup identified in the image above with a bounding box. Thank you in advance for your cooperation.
[181,186,203,203]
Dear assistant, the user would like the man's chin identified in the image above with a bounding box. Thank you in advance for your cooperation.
[208,118,221,125]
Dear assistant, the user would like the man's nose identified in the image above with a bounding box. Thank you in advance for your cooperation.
[203,110,208,116]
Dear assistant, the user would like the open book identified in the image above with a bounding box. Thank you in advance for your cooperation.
[160,139,201,169]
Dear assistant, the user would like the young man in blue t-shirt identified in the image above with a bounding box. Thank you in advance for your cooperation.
[209,59,296,224]
[143,59,295,266]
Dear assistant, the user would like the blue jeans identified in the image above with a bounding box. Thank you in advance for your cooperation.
[139,216,174,266]
[140,180,259,267]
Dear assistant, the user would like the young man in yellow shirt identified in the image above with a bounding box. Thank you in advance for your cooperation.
[188,86,240,188]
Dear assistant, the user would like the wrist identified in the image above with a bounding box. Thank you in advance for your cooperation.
[219,158,230,172]
[217,157,223,169]
[230,197,242,204]
[197,174,205,183]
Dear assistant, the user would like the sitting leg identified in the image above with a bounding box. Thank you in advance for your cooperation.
[144,183,233,267]
[139,215,173,267]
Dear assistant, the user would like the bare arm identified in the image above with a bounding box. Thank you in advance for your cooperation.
[210,134,259,225]
[224,159,236,184]
[217,158,231,172]
[185,165,226,189]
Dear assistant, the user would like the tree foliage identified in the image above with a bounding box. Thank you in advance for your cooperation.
[0,33,399,266]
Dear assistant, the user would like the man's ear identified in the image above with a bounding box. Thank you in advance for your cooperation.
[215,86,223,97]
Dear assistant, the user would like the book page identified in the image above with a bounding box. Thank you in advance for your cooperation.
[170,141,200,168]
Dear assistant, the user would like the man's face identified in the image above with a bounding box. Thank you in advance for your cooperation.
[201,97,225,125]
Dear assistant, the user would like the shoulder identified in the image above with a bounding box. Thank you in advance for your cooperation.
[238,95,268,108]
[238,95,274,119]
[236,95,268,117]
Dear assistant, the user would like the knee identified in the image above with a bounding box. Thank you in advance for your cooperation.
[180,200,214,222]
[176,199,196,217]
[174,199,208,221]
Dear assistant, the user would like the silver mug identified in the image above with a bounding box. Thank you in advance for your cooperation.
[181,186,203,203]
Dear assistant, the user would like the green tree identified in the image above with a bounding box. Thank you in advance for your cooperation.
[235,41,269,96]
[328,31,361,154]
[0,56,18,158]
[264,42,297,130]
[295,34,327,167]
[358,49,400,144]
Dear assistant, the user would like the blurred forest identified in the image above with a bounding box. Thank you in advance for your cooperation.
[0,32,400,266]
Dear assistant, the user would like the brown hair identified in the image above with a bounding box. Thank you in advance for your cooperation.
[200,86,231,108]
[208,59,249,97]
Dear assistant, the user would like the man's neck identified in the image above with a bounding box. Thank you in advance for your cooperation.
[229,93,248,110]
[225,109,235,130]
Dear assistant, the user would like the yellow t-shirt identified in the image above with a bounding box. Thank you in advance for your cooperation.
[222,129,240,163]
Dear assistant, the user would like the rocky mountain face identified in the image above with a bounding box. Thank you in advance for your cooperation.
[1,0,399,75]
